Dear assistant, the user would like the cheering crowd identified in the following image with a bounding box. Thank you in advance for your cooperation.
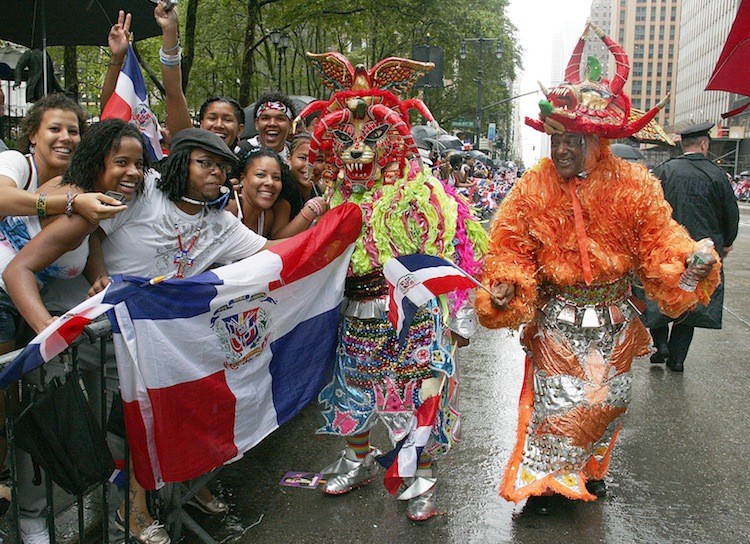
[0,3,738,543]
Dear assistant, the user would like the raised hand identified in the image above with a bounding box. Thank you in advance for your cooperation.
[108,10,132,63]
[154,0,179,31]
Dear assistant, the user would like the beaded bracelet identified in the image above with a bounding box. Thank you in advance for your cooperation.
[35,193,47,217]
[65,192,77,217]
[305,199,324,217]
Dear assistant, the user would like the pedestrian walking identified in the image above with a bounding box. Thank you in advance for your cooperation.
[643,122,740,372]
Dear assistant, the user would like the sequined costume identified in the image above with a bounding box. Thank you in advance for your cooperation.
[475,23,720,503]
[297,53,486,459]
[317,167,481,455]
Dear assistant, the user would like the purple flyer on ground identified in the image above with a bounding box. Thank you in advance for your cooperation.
[279,471,325,489]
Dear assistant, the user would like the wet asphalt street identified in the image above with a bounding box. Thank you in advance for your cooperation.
[183,211,750,544]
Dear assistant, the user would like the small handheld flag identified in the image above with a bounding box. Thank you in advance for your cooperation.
[102,44,164,162]
[376,379,443,497]
[384,254,478,342]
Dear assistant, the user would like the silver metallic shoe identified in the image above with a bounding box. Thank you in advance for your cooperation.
[321,447,381,495]
[399,468,439,521]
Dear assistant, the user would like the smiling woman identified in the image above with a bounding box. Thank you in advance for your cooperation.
[0,94,128,222]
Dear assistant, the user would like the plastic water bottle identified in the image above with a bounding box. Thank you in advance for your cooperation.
[678,239,715,292]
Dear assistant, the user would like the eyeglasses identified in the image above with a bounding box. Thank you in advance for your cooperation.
[193,159,232,174]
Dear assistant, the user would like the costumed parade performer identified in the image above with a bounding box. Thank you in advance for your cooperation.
[475,23,720,514]
[298,52,487,521]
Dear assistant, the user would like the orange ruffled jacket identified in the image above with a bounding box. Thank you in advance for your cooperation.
[475,143,720,328]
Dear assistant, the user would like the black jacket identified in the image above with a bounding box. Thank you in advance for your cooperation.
[640,153,739,329]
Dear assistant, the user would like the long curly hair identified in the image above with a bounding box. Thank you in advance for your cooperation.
[17,93,87,153]
[61,119,148,192]
[157,147,193,202]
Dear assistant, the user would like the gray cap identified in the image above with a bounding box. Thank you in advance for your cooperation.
[679,122,715,138]
[170,128,239,166]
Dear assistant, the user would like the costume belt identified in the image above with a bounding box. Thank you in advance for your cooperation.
[540,277,644,329]
[345,269,388,301]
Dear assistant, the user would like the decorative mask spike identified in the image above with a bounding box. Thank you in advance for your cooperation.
[590,22,629,97]
[563,23,589,84]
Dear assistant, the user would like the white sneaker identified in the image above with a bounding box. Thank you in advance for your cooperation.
[19,526,50,544]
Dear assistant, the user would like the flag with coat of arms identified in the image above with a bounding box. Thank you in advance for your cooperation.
[384,253,479,343]
[0,204,363,488]
[101,43,164,161]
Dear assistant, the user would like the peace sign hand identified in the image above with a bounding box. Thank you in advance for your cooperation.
[108,10,132,63]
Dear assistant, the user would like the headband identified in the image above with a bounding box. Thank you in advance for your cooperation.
[256,101,293,120]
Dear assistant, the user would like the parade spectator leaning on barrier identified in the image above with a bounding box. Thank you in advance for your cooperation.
[0,119,144,544]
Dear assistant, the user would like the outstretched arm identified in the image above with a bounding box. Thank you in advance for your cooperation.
[3,215,95,334]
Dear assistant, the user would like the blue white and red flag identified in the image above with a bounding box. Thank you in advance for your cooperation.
[376,394,440,495]
[101,43,164,161]
[384,254,477,342]
[0,204,362,488]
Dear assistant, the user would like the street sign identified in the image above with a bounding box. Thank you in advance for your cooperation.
[452,119,474,129]
[487,123,496,142]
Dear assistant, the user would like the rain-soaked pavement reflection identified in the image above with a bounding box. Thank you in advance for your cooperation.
[182,219,750,544]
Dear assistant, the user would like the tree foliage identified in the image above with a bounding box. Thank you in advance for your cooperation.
[45,0,520,132]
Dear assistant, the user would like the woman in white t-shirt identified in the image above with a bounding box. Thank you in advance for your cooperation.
[0,94,126,222]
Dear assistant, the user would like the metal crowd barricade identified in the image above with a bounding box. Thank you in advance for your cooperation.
[0,319,124,544]
[0,319,218,544]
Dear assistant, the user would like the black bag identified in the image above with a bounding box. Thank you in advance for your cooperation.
[14,371,115,495]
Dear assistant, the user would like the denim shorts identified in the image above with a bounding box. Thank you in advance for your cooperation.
[0,288,20,344]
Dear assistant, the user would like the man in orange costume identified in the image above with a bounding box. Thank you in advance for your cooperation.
[475,23,719,514]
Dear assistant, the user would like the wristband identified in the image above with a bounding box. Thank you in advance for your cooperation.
[300,208,316,222]
[65,192,77,216]
[162,41,181,54]
[35,193,47,217]
[159,46,182,66]
[305,199,324,217]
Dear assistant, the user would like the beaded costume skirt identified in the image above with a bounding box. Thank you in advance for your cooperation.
[317,293,460,456]
[500,278,652,502]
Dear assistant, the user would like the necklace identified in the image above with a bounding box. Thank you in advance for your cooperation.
[173,215,204,278]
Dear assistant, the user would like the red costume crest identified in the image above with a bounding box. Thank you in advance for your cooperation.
[526,22,669,139]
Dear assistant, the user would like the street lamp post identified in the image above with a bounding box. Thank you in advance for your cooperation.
[460,37,502,149]
[269,29,290,90]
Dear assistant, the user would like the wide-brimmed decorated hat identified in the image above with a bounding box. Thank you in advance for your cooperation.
[526,22,669,139]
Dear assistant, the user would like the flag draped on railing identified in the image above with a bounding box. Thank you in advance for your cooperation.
[101,43,164,161]
[0,204,363,488]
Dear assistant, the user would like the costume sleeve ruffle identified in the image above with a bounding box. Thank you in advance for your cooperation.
[629,165,721,317]
[475,175,541,329]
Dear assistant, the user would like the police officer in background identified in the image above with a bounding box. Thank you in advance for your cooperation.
[644,122,739,372]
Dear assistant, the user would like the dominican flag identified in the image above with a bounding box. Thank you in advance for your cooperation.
[384,254,478,342]
[101,44,164,161]
[0,204,362,489]
[376,393,440,496]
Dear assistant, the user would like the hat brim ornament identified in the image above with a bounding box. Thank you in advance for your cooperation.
[526,22,670,139]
